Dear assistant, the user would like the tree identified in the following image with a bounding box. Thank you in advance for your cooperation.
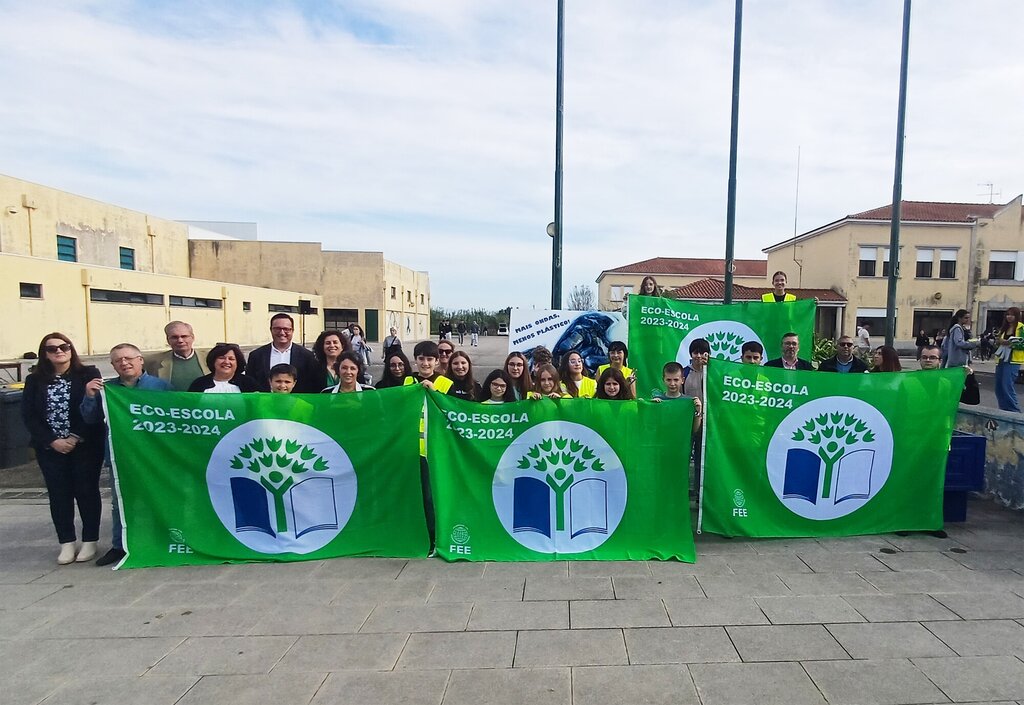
[230,437,329,533]
[791,412,874,499]
[517,437,604,532]
[567,284,596,311]
[707,331,744,359]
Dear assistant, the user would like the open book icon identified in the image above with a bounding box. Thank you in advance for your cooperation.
[782,448,875,505]
[512,476,609,539]
[230,475,339,538]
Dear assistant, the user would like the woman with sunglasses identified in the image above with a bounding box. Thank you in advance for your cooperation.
[22,333,105,564]
[375,351,412,389]
[436,339,456,377]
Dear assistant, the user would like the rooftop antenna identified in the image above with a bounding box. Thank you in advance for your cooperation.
[976,183,1001,204]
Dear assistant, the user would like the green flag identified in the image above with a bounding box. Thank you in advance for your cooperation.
[426,393,696,562]
[106,385,429,568]
[628,295,815,396]
[700,362,965,537]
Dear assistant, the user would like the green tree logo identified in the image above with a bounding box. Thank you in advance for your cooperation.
[708,331,744,359]
[791,412,874,499]
[229,437,329,533]
[517,437,604,532]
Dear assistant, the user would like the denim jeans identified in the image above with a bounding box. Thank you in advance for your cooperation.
[995,361,1020,412]
[36,446,103,544]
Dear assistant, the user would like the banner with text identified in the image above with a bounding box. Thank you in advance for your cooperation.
[427,392,696,562]
[106,385,429,568]
[508,309,627,373]
[701,362,964,537]
[628,296,815,396]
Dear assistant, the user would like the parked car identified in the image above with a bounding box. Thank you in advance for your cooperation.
[497,323,509,336]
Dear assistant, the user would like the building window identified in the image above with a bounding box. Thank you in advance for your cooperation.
[20,282,42,299]
[858,247,877,277]
[610,285,634,302]
[56,235,77,262]
[170,295,223,309]
[324,308,359,330]
[989,251,1016,280]
[269,304,299,313]
[915,249,933,278]
[938,249,957,279]
[90,288,163,305]
[407,291,413,303]
[881,248,893,278]
[119,247,135,270]
[420,294,425,304]
[242,301,252,311]
[390,286,397,299]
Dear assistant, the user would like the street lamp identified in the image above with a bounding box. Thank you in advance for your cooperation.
[547,222,557,238]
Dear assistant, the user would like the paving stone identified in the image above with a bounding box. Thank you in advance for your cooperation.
[248,603,375,636]
[725,554,813,574]
[214,559,327,582]
[570,599,669,629]
[648,555,733,576]
[726,624,849,662]
[796,551,889,573]
[481,561,569,579]
[573,664,699,705]
[842,593,960,622]
[946,550,1024,571]
[932,591,1024,620]
[467,601,568,631]
[18,636,184,678]
[41,674,198,705]
[361,603,472,632]
[177,672,326,705]
[696,574,791,597]
[664,597,769,626]
[826,622,955,658]
[946,569,1024,594]
[863,570,963,594]
[912,655,1024,702]
[923,619,1024,656]
[691,537,757,556]
[397,559,485,580]
[275,633,407,672]
[885,535,968,553]
[397,630,515,669]
[514,629,627,667]
[611,576,703,600]
[35,606,259,638]
[623,626,739,664]
[0,674,65,705]
[873,550,964,571]
[689,662,826,705]
[150,635,295,676]
[803,658,947,705]
[131,582,251,608]
[524,577,613,601]
[815,536,898,553]
[311,670,450,705]
[0,582,67,609]
[570,560,652,578]
[233,580,343,607]
[0,568,54,585]
[427,578,525,603]
[0,607,53,637]
[311,557,409,581]
[755,595,865,624]
[747,538,824,555]
[331,578,435,605]
[777,571,880,595]
[443,668,571,705]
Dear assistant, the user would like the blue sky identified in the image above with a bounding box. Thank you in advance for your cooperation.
[2,1,1021,309]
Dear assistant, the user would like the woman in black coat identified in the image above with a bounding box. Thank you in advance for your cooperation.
[21,333,105,564]
[187,343,260,393]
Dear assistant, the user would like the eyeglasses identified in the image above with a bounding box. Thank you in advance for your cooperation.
[920,355,940,361]
[111,355,142,364]
[490,382,507,389]
[45,344,72,354]
[838,342,855,347]
[438,350,453,356]
[271,327,293,333]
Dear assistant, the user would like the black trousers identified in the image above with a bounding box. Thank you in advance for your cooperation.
[36,445,103,544]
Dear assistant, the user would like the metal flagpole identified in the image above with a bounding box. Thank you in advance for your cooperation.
[885,0,912,346]
[723,0,743,304]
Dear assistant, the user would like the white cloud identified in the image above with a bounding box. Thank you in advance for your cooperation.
[1,0,1021,309]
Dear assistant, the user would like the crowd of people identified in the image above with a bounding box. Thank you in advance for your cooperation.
[20,281,1024,564]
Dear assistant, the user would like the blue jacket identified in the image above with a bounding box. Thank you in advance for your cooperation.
[80,372,172,464]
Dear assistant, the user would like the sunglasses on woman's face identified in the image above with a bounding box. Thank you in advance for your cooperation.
[45,344,72,354]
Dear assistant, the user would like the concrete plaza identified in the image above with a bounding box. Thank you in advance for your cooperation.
[4,335,1024,704]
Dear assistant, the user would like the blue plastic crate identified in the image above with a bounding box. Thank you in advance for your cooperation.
[944,430,986,522]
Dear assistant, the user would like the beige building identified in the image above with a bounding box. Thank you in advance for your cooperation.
[596,257,767,310]
[0,173,330,359]
[189,242,431,342]
[763,197,1024,339]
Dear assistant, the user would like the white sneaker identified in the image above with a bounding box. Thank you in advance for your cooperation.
[57,542,77,565]
[75,541,98,562]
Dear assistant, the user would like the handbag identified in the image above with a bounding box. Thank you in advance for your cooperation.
[960,372,980,405]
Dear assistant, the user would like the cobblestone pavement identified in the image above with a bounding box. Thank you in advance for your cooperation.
[3,493,1024,705]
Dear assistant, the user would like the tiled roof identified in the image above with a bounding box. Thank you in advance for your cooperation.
[669,278,846,303]
[850,201,1004,223]
[603,257,766,277]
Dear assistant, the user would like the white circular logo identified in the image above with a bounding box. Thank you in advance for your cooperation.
[450,524,471,545]
[492,421,626,554]
[678,321,762,367]
[766,397,893,520]
[733,489,746,508]
[207,420,357,554]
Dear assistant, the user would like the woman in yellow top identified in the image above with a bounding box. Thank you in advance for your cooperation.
[559,351,596,398]
[995,306,1024,412]
[762,270,796,302]
[596,341,635,395]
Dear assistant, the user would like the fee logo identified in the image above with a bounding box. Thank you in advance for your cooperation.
[766,397,893,520]
[678,321,762,367]
[207,419,357,554]
[492,421,626,554]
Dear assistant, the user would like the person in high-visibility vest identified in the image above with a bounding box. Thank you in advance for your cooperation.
[761,270,796,302]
